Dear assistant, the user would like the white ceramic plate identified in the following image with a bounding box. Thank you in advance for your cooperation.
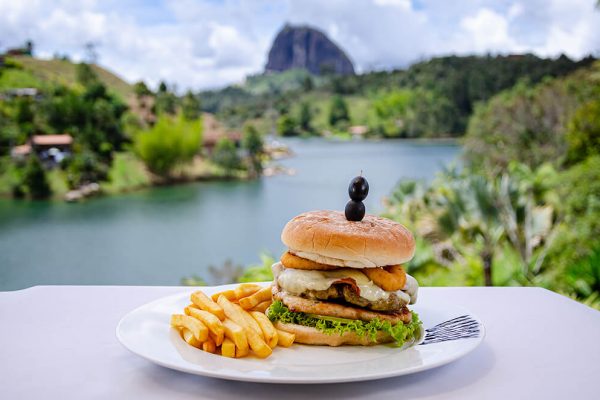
[116,283,485,384]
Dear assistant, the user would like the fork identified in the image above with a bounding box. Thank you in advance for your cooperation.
[420,315,481,345]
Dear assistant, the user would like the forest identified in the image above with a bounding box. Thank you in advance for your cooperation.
[201,53,595,137]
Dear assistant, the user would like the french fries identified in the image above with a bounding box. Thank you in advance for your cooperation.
[211,289,236,302]
[217,295,273,358]
[223,318,249,357]
[172,284,293,359]
[234,283,262,299]
[182,328,202,348]
[253,300,271,313]
[202,337,217,354]
[170,314,208,341]
[239,286,272,310]
[221,338,235,358]
[191,291,225,320]
[233,303,264,338]
[276,329,296,347]
[251,311,278,348]
[185,306,225,346]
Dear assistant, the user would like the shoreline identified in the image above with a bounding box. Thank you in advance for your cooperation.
[0,136,460,203]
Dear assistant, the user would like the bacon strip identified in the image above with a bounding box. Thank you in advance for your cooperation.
[332,277,360,296]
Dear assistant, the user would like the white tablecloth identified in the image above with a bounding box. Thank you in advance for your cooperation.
[1,286,599,399]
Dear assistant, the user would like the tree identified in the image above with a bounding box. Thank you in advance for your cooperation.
[158,81,168,93]
[388,166,557,286]
[302,75,314,92]
[329,95,349,127]
[565,99,600,165]
[134,115,202,177]
[154,83,177,116]
[211,138,241,175]
[277,114,297,137]
[464,62,600,174]
[298,102,312,133]
[66,151,106,187]
[540,156,600,299]
[433,174,504,286]
[23,156,52,199]
[181,91,201,121]
[15,97,34,137]
[133,81,152,98]
[372,89,413,137]
[242,124,264,177]
[40,82,127,161]
[75,63,98,87]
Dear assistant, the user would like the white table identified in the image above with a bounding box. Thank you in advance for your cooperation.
[1,286,598,399]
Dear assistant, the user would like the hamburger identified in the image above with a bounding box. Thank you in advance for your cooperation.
[267,209,423,347]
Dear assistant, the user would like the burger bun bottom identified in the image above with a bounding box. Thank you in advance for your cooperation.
[274,321,423,347]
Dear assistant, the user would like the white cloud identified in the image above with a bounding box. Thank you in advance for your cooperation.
[0,0,598,91]
[459,8,523,53]
[507,3,524,19]
[373,0,412,10]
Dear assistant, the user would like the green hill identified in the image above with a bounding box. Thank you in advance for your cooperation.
[1,56,133,100]
[201,54,596,135]
[243,69,325,95]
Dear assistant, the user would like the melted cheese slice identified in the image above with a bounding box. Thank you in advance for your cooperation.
[272,262,418,304]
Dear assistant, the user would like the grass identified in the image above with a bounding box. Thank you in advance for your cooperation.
[102,153,150,194]
[46,169,70,199]
[9,56,133,100]
[0,68,45,90]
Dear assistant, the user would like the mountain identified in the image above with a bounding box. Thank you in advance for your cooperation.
[3,56,133,100]
[265,24,355,75]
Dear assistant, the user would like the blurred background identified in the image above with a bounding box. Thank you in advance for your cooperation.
[0,1,599,308]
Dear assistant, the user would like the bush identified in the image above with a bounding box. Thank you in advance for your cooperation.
[238,253,275,282]
[211,138,241,174]
[277,114,297,137]
[134,115,202,177]
[242,124,264,176]
[298,102,313,133]
[544,156,600,283]
[75,63,99,87]
[66,151,108,188]
[329,95,350,126]
[181,91,201,120]
[133,81,152,98]
[565,99,600,165]
[23,156,52,199]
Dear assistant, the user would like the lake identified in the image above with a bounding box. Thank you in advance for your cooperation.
[0,138,460,291]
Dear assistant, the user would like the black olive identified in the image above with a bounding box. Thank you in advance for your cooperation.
[348,176,369,201]
[345,200,365,221]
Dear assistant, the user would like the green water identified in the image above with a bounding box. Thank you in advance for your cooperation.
[0,138,460,291]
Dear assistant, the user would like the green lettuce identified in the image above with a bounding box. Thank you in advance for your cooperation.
[267,300,422,347]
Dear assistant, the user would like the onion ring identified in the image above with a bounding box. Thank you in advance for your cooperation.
[280,251,339,271]
[363,265,406,291]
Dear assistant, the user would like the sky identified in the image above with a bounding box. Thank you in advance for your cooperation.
[1,0,599,91]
